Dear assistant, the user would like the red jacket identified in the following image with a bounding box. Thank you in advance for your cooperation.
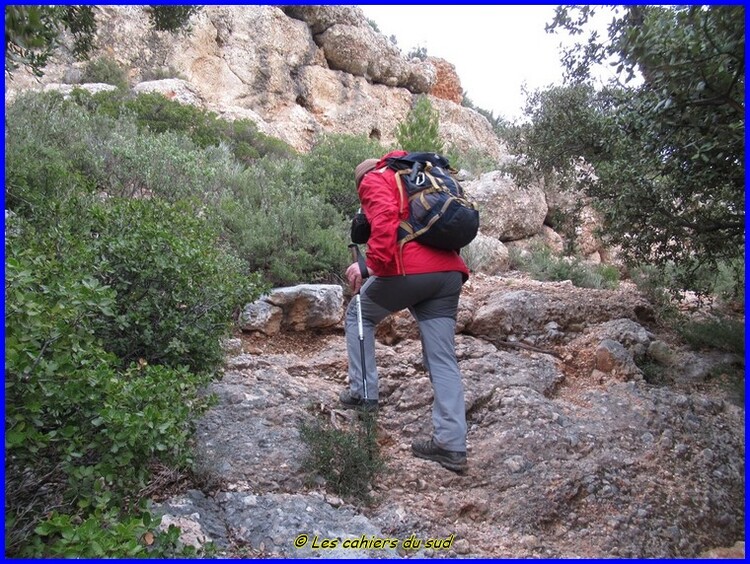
[359,150,469,280]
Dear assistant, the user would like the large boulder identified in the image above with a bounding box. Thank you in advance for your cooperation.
[465,171,547,241]
[241,284,343,334]
[462,232,510,275]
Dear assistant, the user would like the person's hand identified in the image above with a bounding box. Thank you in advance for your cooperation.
[346,262,363,293]
[346,262,372,293]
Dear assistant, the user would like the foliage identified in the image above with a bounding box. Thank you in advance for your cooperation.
[5,5,198,76]
[299,410,384,503]
[678,317,745,356]
[4,96,95,220]
[5,91,229,207]
[510,5,744,296]
[5,93,265,551]
[81,56,128,89]
[216,157,351,286]
[6,90,349,288]
[26,509,209,558]
[87,198,262,372]
[450,147,499,177]
[396,95,445,154]
[63,6,97,61]
[301,133,385,217]
[5,5,66,76]
[509,245,621,290]
[68,89,296,164]
[147,5,201,32]
[4,201,235,555]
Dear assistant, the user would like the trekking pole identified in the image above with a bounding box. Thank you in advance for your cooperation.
[349,244,368,402]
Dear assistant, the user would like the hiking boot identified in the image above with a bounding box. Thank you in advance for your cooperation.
[339,389,379,412]
[411,438,467,473]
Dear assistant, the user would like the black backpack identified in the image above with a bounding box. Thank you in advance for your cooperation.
[351,152,479,251]
[394,153,480,251]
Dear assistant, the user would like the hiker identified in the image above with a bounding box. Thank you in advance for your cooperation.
[340,150,470,473]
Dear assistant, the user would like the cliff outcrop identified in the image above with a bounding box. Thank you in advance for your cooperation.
[4,5,504,160]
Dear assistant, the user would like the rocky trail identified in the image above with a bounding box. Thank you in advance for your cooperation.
[153,274,745,559]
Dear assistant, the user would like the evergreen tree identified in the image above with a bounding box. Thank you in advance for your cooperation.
[396,95,445,154]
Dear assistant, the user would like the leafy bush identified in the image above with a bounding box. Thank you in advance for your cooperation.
[678,317,745,356]
[67,89,296,163]
[216,157,351,286]
[23,507,211,558]
[449,147,499,177]
[87,198,262,372]
[81,56,128,89]
[5,92,98,219]
[3,229,179,553]
[631,260,745,323]
[299,410,384,503]
[147,5,201,32]
[301,133,385,217]
[7,90,241,205]
[510,245,620,289]
[4,196,259,555]
[6,90,348,288]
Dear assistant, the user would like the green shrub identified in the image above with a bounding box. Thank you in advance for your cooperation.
[22,507,211,558]
[66,89,296,162]
[4,92,98,219]
[216,157,351,285]
[147,5,201,32]
[678,317,745,356]
[631,260,745,323]
[4,216,209,555]
[6,90,240,205]
[449,147,499,177]
[81,56,128,89]
[4,196,259,555]
[301,133,385,216]
[88,198,263,372]
[510,245,620,289]
[298,410,384,503]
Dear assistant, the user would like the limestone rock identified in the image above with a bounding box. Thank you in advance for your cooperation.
[505,225,566,255]
[132,78,203,106]
[465,171,547,241]
[240,301,284,336]
[265,284,344,331]
[4,5,505,160]
[462,233,510,275]
[428,57,462,104]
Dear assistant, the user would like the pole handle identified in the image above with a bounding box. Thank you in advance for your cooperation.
[348,243,369,281]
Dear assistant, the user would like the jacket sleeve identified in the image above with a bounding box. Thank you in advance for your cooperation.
[358,169,400,275]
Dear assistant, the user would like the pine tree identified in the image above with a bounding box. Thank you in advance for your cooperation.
[396,95,445,154]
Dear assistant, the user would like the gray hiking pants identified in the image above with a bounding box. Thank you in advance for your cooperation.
[345,271,467,451]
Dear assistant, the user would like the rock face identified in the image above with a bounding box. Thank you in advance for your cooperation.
[4,5,504,161]
[428,57,463,104]
[154,273,744,558]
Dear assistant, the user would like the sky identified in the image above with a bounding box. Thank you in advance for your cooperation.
[359,5,615,122]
